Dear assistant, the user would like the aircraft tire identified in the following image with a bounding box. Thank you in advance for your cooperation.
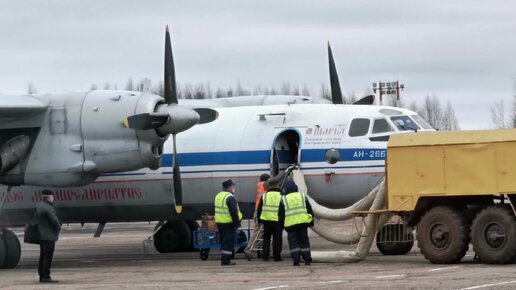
[471,206,515,264]
[417,206,469,264]
[0,234,6,268]
[376,224,414,255]
[154,221,191,253]
[0,229,21,269]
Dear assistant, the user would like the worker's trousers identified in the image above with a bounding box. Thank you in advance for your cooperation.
[262,221,283,260]
[218,226,236,265]
[287,228,312,264]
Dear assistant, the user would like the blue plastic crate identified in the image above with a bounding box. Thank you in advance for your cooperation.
[193,229,248,249]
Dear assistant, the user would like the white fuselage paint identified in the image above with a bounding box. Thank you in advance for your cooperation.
[0,103,431,225]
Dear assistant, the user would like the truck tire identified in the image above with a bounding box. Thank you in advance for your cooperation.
[1,229,21,269]
[376,224,414,255]
[417,206,469,264]
[471,206,515,264]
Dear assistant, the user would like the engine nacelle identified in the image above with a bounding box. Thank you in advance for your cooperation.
[0,91,169,187]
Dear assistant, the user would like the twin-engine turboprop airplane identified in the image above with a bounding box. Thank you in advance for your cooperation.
[0,33,434,268]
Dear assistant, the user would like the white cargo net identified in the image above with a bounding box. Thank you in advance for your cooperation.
[291,169,390,263]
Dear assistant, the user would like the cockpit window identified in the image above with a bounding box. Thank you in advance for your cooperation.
[349,118,370,137]
[390,116,420,131]
[372,119,393,134]
[411,115,433,129]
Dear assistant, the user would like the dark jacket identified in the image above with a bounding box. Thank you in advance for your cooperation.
[256,187,284,225]
[278,181,314,233]
[216,190,241,229]
[35,199,61,241]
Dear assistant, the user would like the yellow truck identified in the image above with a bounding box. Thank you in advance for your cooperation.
[386,129,516,264]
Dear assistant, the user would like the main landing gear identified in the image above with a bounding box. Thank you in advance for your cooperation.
[153,220,199,253]
[0,227,21,269]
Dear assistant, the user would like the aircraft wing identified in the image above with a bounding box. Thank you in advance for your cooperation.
[0,95,48,119]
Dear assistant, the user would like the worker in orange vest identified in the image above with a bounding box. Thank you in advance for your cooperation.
[243,173,270,260]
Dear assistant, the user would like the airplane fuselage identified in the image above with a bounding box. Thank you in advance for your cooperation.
[0,103,431,226]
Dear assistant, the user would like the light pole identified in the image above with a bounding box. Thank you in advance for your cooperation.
[372,81,405,105]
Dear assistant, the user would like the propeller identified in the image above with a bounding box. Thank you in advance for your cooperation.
[123,26,218,214]
[328,42,375,106]
[353,95,375,105]
[328,42,343,105]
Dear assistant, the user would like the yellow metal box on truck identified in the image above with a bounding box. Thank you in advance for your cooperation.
[386,129,516,212]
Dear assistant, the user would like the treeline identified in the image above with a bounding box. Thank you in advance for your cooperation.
[29,78,462,130]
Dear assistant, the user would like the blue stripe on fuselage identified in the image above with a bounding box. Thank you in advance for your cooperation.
[160,148,386,167]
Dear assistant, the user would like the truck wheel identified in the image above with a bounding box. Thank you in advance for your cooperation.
[417,206,469,264]
[1,229,21,269]
[376,224,414,255]
[471,206,515,264]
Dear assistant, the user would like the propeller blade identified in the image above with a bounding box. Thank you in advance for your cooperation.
[193,108,219,124]
[172,134,182,214]
[328,42,343,105]
[354,95,375,105]
[164,25,178,105]
[123,113,169,130]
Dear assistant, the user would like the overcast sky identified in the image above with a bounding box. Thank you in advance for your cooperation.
[1,0,515,129]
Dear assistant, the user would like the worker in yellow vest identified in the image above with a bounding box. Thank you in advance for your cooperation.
[279,180,314,266]
[214,179,242,266]
[257,176,284,261]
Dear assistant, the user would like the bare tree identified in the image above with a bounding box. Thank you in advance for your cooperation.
[90,83,98,91]
[490,99,510,129]
[301,85,311,97]
[320,84,331,101]
[125,78,134,91]
[416,95,459,131]
[27,82,38,94]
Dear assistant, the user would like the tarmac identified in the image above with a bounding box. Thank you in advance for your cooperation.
[0,221,515,290]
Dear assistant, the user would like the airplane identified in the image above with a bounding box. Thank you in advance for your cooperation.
[0,31,434,268]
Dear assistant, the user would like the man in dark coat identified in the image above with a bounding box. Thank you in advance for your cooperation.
[35,189,61,283]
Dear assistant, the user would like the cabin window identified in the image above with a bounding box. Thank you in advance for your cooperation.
[349,118,370,137]
[372,119,393,134]
[411,115,433,129]
[390,116,421,131]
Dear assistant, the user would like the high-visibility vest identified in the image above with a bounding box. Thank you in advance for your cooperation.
[259,191,282,222]
[283,192,312,228]
[214,191,242,224]
[255,181,267,208]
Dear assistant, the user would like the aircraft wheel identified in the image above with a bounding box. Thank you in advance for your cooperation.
[154,221,191,253]
[0,229,21,269]
[0,233,6,268]
[376,224,414,255]
[471,206,515,264]
[417,206,469,264]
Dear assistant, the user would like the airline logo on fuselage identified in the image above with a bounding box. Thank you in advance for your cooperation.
[305,127,346,136]
[304,126,345,146]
